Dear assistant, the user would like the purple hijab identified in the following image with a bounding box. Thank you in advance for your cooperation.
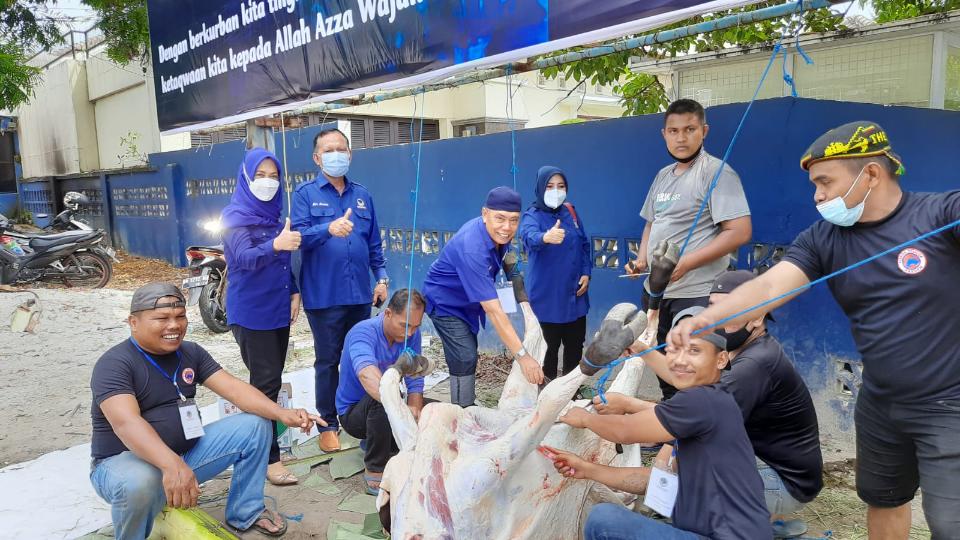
[221,147,283,228]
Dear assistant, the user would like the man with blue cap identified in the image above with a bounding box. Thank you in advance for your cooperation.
[423,186,545,407]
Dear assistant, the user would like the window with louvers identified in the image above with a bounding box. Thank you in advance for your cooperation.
[350,120,367,149]
[372,120,391,147]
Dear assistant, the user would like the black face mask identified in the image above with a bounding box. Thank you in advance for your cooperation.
[715,326,751,352]
[668,145,703,164]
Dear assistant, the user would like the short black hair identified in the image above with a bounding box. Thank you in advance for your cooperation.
[313,128,349,152]
[664,99,706,125]
[840,155,901,178]
[387,288,425,313]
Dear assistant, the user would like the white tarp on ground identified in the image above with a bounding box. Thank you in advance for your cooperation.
[0,366,449,539]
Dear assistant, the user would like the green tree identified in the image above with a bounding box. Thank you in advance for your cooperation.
[543,0,960,116]
[83,0,150,64]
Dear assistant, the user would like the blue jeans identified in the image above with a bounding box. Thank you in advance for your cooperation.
[429,314,478,376]
[306,303,370,430]
[585,503,704,540]
[758,463,805,516]
[89,413,271,540]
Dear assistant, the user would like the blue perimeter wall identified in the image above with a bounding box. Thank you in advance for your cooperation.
[90,97,960,440]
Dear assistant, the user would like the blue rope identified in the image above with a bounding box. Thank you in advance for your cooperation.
[402,91,426,350]
[590,217,960,403]
[506,65,519,191]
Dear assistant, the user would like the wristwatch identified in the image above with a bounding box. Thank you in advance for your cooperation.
[377,278,390,286]
[514,347,528,360]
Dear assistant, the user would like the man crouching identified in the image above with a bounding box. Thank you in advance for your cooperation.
[89,282,325,539]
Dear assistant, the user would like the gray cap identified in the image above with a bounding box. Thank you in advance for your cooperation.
[671,306,727,351]
[130,282,186,313]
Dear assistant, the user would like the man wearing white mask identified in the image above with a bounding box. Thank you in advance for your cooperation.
[670,121,960,539]
[292,128,388,452]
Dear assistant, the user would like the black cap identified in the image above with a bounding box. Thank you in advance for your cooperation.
[800,120,904,175]
[671,306,727,351]
[130,282,186,313]
[710,270,774,322]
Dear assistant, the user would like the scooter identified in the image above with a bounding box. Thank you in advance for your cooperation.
[13,191,118,262]
[182,220,228,333]
[0,214,113,288]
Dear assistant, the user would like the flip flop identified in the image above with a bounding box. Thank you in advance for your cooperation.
[229,508,288,537]
[364,473,382,496]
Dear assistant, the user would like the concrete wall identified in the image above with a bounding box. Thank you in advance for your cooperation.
[17,60,100,178]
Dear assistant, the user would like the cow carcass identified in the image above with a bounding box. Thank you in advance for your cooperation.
[376,264,654,539]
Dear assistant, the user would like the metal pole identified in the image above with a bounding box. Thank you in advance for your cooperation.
[202,0,838,133]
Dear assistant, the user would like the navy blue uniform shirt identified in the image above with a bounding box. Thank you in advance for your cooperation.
[224,222,299,330]
[291,176,387,310]
[422,217,506,334]
[784,191,960,401]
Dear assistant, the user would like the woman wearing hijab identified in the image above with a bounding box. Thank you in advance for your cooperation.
[519,166,592,380]
[221,147,303,486]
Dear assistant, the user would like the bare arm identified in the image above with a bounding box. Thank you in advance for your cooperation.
[629,221,653,273]
[668,260,810,351]
[561,407,673,445]
[581,463,652,494]
[204,371,324,433]
[99,394,198,508]
[357,365,384,402]
[676,216,752,276]
[481,298,523,354]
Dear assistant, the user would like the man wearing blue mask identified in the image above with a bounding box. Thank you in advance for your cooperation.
[292,128,389,453]
[670,121,960,539]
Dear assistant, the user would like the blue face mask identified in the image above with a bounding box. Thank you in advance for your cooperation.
[321,151,350,178]
[816,166,872,227]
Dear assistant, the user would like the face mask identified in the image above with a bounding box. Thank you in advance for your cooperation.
[250,178,280,201]
[321,151,350,178]
[816,167,871,227]
[668,144,702,164]
[715,326,752,352]
[543,188,566,209]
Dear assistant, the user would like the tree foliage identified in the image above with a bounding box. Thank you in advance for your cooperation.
[544,0,960,116]
[83,0,150,65]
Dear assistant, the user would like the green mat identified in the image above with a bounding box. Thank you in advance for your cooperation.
[338,492,378,514]
[303,472,342,496]
[330,448,365,480]
[325,519,386,540]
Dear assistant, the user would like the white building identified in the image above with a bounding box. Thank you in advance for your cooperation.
[629,10,960,112]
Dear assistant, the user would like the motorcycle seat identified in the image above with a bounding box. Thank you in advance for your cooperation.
[28,230,96,250]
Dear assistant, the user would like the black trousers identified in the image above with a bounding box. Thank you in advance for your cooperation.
[339,395,437,473]
[540,316,587,380]
[641,293,709,401]
[230,325,290,464]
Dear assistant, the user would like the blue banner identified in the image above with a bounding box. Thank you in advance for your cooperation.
[147,0,750,132]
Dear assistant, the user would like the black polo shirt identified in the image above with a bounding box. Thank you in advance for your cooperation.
[90,339,222,459]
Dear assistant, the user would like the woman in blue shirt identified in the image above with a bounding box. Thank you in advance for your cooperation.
[519,166,592,380]
[222,147,302,485]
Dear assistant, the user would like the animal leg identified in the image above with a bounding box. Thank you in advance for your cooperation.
[379,368,419,451]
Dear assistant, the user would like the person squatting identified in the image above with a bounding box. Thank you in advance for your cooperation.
[87,99,960,540]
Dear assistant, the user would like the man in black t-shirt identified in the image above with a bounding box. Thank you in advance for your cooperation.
[89,282,325,540]
[545,310,770,540]
[626,271,822,537]
[670,122,960,539]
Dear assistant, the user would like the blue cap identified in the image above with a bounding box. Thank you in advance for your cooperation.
[484,186,522,212]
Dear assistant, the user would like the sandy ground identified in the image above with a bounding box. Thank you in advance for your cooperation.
[0,256,930,538]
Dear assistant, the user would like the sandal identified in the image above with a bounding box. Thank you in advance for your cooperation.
[364,472,383,496]
[229,508,288,537]
[267,462,299,486]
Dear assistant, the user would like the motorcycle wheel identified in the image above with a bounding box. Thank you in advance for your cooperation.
[60,252,112,288]
[198,277,229,333]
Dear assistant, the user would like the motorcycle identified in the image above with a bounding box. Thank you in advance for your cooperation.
[0,214,114,288]
[183,220,228,333]
[42,191,95,232]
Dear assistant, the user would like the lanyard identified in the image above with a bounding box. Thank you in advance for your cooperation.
[668,440,678,469]
[129,338,186,401]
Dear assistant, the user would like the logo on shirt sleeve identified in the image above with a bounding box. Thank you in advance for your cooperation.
[897,248,926,275]
[182,368,196,384]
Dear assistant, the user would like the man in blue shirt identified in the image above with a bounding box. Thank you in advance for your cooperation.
[292,128,389,452]
[671,121,960,538]
[336,289,431,495]
[422,186,544,407]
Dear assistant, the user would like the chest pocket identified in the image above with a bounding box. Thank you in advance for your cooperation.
[352,206,372,234]
[310,206,336,225]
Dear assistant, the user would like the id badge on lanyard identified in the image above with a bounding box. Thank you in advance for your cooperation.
[130,338,205,440]
[495,252,517,314]
[643,443,678,517]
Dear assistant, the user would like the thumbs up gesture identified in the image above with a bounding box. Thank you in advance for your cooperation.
[543,219,566,245]
[273,218,302,251]
[329,207,355,238]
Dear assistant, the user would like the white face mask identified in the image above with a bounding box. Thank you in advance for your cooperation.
[250,178,280,201]
[544,188,566,209]
[816,167,871,227]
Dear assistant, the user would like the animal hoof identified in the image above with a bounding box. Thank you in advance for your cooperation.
[394,351,435,378]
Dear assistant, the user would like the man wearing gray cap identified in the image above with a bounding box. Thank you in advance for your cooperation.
[89,282,326,539]
[547,306,769,540]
